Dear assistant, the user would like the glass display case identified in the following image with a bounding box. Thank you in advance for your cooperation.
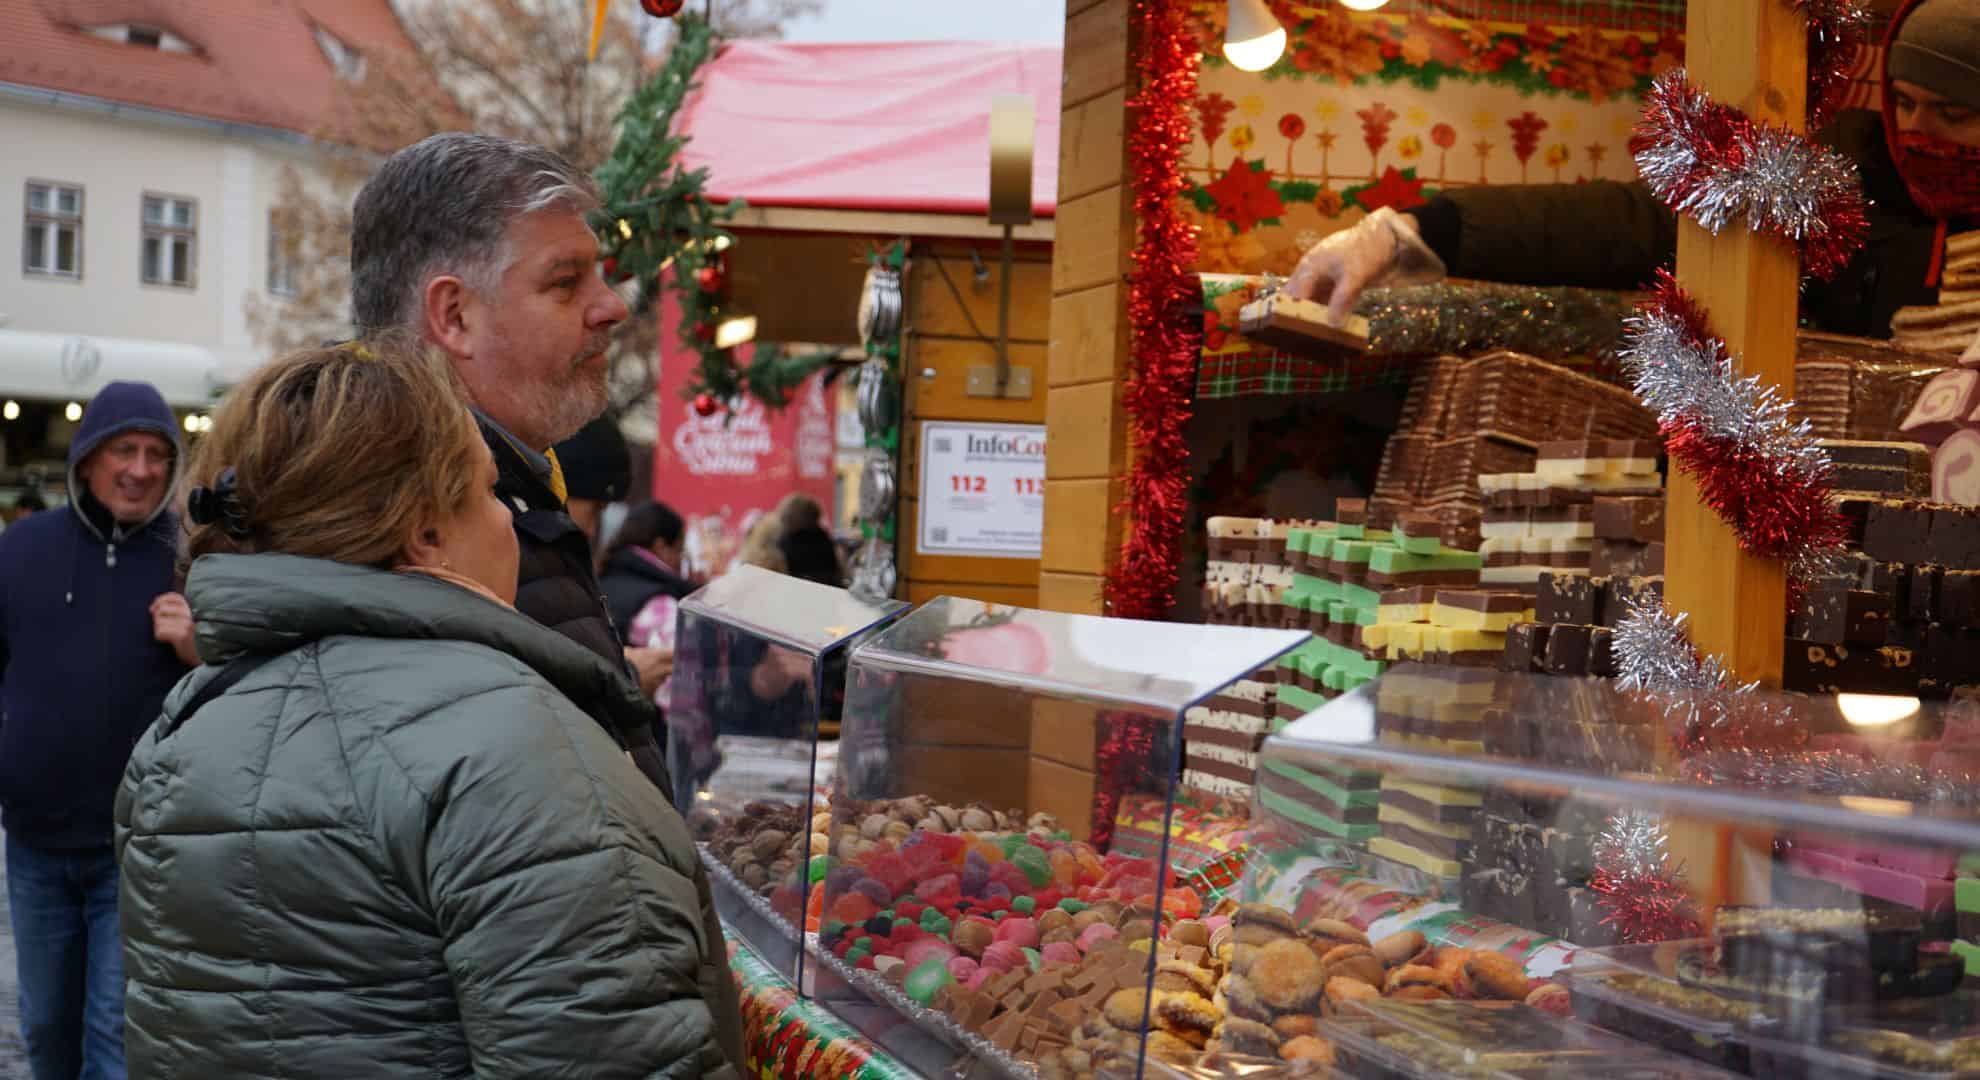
[668,563,908,983]
[809,596,1307,1079]
[1220,663,1980,1079]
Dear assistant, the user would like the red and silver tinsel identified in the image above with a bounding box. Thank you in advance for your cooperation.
[1620,273,1852,584]
[1104,0,1201,620]
[1631,70,1869,281]
[1590,812,1703,945]
[1797,0,1874,131]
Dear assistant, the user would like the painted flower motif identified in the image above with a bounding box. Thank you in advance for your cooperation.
[1278,113,1307,140]
[1398,134,1424,161]
[1314,98,1341,123]
[1229,124,1256,155]
[1544,143,1572,168]
[1202,160,1286,233]
[1239,94,1266,118]
[1357,102,1399,157]
[1404,105,1431,127]
[1197,93,1236,147]
[1314,188,1345,217]
[1431,123,1458,150]
[1354,166,1429,213]
[1315,129,1339,151]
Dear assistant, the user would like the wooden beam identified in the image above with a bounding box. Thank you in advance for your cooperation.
[1666,0,1807,687]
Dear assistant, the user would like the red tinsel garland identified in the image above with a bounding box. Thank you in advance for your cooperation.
[1104,0,1202,621]
[1089,710,1157,850]
[1634,274,1852,577]
[1798,0,1873,132]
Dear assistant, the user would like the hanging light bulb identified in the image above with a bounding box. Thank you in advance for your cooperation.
[1,400,17,421]
[1339,0,1392,9]
[1224,0,1287,72]
[64,401,82,422]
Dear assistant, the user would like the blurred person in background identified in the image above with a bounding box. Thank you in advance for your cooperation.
[117,340,737,1079]
[0,381,195,1080]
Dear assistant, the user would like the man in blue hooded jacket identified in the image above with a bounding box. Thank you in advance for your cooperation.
[0,381,195,1080]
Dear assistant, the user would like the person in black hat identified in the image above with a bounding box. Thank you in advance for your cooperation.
[551,414,632,550]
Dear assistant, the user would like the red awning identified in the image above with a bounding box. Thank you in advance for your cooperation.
[676,40,1062,219]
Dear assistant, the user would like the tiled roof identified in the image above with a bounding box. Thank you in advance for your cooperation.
[0,0,422,135]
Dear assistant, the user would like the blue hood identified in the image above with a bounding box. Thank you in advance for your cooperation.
[65,380,184,539]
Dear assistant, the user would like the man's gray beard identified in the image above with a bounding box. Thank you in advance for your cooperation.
[528,368,610,447]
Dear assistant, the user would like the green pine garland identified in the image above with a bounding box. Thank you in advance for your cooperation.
[592,13,824,411]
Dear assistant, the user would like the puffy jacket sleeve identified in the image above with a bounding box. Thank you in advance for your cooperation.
[385,677,734,1080]
[1409,179,1678,291]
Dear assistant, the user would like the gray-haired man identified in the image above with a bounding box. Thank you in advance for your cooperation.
[349,133,744,1071]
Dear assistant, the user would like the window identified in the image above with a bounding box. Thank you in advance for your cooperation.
[267,209,298,297]
[141,194,197,288]
[23,182,83,279]
[87,24,197,53]
[313,26,366,81]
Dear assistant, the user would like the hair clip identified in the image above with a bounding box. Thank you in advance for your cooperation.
[186,467,252,539]
[344,341,376,361]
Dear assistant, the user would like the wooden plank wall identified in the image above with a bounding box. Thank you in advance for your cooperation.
[896,239,1052,609]
[1041,0,1136,617]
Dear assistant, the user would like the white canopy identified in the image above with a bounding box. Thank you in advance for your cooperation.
[0,329,229,410]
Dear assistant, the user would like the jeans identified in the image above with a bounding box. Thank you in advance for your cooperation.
[5,838,125,1080]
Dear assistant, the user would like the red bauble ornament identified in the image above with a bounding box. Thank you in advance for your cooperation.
[695,264,724,294]
[641,0,685,17]
[693,321,716,343]
[692,392,720,417]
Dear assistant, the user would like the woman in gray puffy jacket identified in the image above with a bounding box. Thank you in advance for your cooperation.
[115,340,739,1079]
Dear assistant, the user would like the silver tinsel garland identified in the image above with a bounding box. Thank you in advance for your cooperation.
[1595,811,1683,882]
[1356,282,1635,370]
[1612,597,1741,696]
[1633,70,1867,257]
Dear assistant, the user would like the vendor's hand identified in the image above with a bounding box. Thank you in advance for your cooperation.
[150,592,199,667]
[1285,206,1446,324]
[625,646,674,697]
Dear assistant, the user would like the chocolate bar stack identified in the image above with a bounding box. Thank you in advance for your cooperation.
[1373,351,1658,551]
[1362,581,1535,669]
[1365,668,1504,883]
[1462,790,1621,946]
[1497,492,1669,679]
[1280,502,1485,704]
[1203,517,1295,627]
[1890,230,1980,354]
[1787,498,1980,696]
[1180,666,1277,809]
[1478,440,1663,594]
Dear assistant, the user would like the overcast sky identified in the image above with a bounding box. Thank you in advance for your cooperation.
[782,0,1066,44]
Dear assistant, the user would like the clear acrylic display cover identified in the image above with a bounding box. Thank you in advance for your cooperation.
[668,563,907,984]
[811,596,1305,1079]
[1235,663,1980,1079]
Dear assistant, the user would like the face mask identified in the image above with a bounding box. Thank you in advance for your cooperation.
[1891,129,1980,219]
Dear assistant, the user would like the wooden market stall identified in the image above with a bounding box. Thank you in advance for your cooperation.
[669,39,1061,606]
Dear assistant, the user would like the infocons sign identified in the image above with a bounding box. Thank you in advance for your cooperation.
[653,307,834,576]
[918,420,1046,559]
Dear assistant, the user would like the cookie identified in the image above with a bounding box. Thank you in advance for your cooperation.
[1145,1030,1199,1064]
[1251,938,1326,1012]
[1525,983,1570,1017]
[1169,919,1211,949]
[1280,1035,1337,1064]
[1464,950,1529,1001]
[1219,973,1274,1023]
[1214,1017,1282,1058]
[1429,945,1472,981]
[1306,917,1369,948]
[1230,943,1263,976]
[1271,1014,1322,1041]
[1389,984,1453,1002]
[1154,961,1216,998]
[1324,975,1381,1009]
[1234,903,1300,946]
[1373,929,1428,968]
[1385,964,1455,995]
[1156,992,1222,1040]
[1325,951,1386,988]
[1102,988,1151,1031]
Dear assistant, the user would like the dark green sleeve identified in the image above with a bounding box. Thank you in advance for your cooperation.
[1407,180,1678,291]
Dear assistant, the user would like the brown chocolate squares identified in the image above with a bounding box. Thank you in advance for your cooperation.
[1790,588,1893,646]
[1603,576,1665,622]
[1784,640,1921,695]
[1537,572,1603,626]
[1862,500,1933,565]
[1930,504,1980,570]
[1819,439,1932,497]
[1592,496,1666,543]
[1503,622,1550,672]
[1335,498,1368,526]
[1591,539,1664,579]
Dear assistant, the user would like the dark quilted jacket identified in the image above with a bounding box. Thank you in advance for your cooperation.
[114,553,740,1079]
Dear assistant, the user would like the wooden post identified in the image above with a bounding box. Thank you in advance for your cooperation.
[1666,0,1808,688]
[1040,0,1136,615]
[1664,0,1809,911]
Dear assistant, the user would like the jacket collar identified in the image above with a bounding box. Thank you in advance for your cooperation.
[187,552,648,734]
[476,414,564,514]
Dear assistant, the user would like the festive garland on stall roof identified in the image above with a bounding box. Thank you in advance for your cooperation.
[1103,0,1202,621]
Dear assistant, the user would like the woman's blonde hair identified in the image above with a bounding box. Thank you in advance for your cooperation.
[736,493,826,572]
[183,335,484,569]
